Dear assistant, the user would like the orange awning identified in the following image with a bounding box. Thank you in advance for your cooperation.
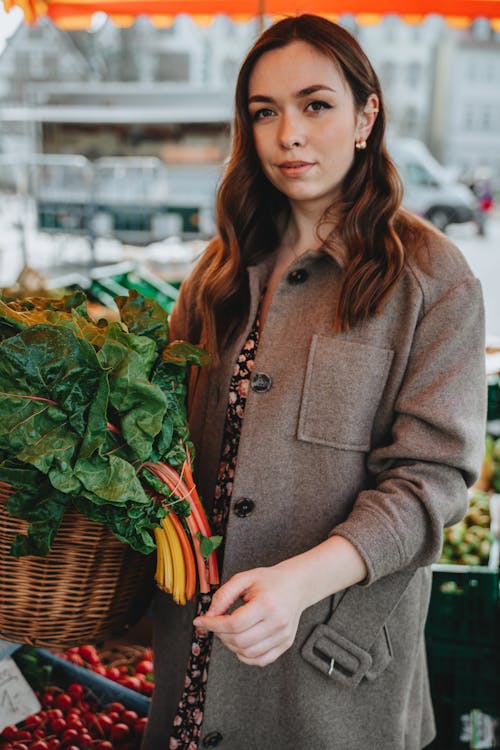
[3,0,500,29]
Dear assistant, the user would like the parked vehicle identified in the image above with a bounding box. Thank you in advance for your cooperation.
[389,138,477,232]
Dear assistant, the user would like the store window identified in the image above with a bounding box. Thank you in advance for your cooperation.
[155,52,190,82]
[380,61,396,88]
[464,108,475,130]
[407,62,422,87]
[402,105,418,136]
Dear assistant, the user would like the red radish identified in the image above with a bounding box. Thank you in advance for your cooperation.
[30,741,49,750]
[67,683,84,701]
[135,717,148,734]
[78,645,100,665]
[120,710,139,727]
[135,659,153,675]
[110,723,131,743]
[55,693,73,711]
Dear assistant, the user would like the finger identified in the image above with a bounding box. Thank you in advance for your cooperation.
[194,599,263,635]
[222,629,290,660]
[236,645,286,667]
[203,573,252,618]
[217,619,280,652]
[194,580,265,634]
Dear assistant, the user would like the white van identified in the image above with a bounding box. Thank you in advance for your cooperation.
[388,138,477,232]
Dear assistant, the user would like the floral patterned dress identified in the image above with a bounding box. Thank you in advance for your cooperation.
[169,305,262,750]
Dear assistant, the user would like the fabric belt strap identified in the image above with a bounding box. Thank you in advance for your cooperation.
[301,568,416,688]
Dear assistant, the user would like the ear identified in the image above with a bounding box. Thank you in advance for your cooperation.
[355,94,379,143]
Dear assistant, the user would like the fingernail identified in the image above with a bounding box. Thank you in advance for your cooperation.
[193,618,202,626]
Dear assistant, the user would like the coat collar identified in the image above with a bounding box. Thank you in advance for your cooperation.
[246,233,349,288]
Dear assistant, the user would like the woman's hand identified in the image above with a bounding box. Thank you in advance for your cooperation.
[193,563,307,667]
[192,536,368,667]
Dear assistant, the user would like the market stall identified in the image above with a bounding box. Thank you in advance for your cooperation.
[2,0,500,28]
[0,1,499,748]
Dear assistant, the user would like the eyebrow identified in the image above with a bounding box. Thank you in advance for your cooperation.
[248,84,336,104]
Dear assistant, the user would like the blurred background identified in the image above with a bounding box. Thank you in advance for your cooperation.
[0,8,500,750]
[0,6,499,333]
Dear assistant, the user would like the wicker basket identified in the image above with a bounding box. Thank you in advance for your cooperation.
[0,482,155,649]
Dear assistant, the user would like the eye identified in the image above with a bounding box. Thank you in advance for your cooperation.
[306,100,332,113]
[250,107,276,121]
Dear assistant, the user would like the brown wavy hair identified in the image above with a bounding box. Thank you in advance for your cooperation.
[187,14,404,359]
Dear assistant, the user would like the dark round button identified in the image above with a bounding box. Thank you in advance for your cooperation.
[234,497,255,518]
[250,372,272,393]
[287,268,309,284]
[202,731,223,748]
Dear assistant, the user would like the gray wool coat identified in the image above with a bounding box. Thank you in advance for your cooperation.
[142,212,486,750]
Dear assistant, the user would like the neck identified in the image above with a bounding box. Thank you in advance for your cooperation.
[281,217,328,258]
[282,207,335,259]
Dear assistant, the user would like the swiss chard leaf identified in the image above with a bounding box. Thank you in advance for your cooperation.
[151,343,209,462]
[74,452,148,505]
[10,516,65,557]
[196,532,223,559]
[115,289,169,354]
[162,340,210,367]
[151,360,191,464]
[97,324,166,461]
[0,324,104,437]
[8,291,89,316]
[0,289,211,559]
[2,463,71,557]
[72,495,158,554]
[77,374,110,460]
[0,291,88,335]
[54,309,108,350]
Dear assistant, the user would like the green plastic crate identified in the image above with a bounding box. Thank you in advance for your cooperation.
[113,271,179,314]
[488,376,500,421]
[425,564,499,647]
[89,271,179,315]
[426,640,500,749]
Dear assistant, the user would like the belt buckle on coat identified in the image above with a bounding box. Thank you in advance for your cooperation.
[301,623,373,688]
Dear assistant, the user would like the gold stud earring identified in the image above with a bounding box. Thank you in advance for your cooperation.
[355,139,367,150]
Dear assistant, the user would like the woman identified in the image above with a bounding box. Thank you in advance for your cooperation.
[143,14,486,750]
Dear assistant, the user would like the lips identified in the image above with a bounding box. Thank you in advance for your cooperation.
[279,161,313,168]
[277,160,314,177]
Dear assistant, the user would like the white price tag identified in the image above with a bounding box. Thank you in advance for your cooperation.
[460,709,499,749]
[0,657,41,732]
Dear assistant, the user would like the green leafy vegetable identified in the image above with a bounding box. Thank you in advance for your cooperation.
[0,290,209,557]
[115,289,170,351]
[197,532,223,560]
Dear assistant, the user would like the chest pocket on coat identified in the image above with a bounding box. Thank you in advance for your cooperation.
[297,335,394,451]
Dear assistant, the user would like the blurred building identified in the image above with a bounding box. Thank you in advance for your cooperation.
[359,14,444,144]
[0,13,499,188]
[430,19,500,188]
[359,15,500,188]
[0,16,258,160]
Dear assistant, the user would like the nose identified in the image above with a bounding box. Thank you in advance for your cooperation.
[279,112,305,150]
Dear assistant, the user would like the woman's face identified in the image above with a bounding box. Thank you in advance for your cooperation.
[247,40,377,216]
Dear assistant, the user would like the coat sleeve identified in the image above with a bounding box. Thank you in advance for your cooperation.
[333,276,487,585]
